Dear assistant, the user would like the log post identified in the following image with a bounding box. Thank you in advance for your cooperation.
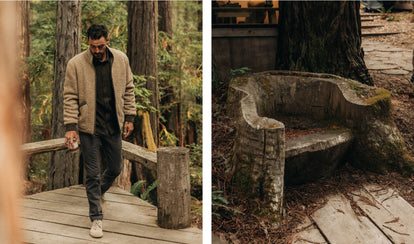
[157,147,191,229]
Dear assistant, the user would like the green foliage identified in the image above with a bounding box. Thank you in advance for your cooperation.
[158,1,203,146]
[133,74,157,113]
[212,187,229,217]
[141,180,157,201]
[159,125,179,146]
[188,143,202,168]
[187,143,202,200]
[230,67,251,78]
[130,180,157,204]
[81,1,128,52]
[130,180,146,196]
[28,1,57,141]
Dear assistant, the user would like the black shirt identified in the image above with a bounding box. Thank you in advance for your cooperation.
[93,49,119,135]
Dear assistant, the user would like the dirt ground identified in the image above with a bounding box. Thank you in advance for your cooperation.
[212,11,414,243]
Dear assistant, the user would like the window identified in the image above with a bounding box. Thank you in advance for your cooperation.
[212,0,279,26]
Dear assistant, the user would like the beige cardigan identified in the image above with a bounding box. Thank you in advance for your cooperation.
[63,47,136,134]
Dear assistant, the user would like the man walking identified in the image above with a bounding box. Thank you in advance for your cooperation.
[63,24,136,238]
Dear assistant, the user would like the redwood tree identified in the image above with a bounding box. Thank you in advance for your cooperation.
[276,1,373,85]
[127,1,159,146]
[49,0,81,190]
[158,0,172,38]
[158,0,179,145]
[17,0,30,144]
[17,0,31,180]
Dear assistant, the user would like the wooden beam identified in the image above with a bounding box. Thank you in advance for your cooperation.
[21,139,157,171]
[20,138,66,155]
[121,140,157,171]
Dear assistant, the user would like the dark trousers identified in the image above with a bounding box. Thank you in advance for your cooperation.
[79,131,122,221]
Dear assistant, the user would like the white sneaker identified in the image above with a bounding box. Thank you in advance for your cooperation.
[90,220,103,238]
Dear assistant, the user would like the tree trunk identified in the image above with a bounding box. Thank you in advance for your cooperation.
[157,147,191,229]
[114,159,132,190]
[158,0,172,37]
[49,0,81,190]
[158,0,177,144]
[0,2,23,242]
[128,1,159,146]
[17,0,30,144]
[276,1,373,85]
[17,0,32,180]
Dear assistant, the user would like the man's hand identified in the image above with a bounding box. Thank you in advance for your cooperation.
[123,121,134,139]
[65,131,80,149]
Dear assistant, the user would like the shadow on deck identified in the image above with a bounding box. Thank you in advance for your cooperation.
[21,185,202,244]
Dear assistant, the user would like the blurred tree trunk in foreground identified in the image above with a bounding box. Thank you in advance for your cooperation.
[0,2,23,243]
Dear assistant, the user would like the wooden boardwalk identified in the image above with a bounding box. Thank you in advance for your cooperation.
[292,184,414,244]
[21,185,202,244]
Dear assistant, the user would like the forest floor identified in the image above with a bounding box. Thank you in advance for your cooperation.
[212,11,414,243]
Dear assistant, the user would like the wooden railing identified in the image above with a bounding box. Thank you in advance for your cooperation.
[21,138,191,229]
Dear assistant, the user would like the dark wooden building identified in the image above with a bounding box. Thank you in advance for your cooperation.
[212,0,279,82]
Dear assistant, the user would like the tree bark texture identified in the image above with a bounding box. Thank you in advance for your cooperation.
[128,1,159,146]
[227,77,285,221]
[17,0,30,144]
[158,0,172,37]
[114,159,132,190]
[276,1,373,85]
[17,0,32,180]
[0,2,23,242]
[157,147,191,229]
[49,0,81,190]
[158,0,178,145]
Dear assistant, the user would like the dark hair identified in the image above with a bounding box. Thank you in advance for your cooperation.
[87,24,108,40]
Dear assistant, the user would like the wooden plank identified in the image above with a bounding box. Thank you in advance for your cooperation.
[46,186,156,208]
[24,229,102,244]
[212,27,278,38]
[22,208,202,244]
[23,218,173,244]
[362,32,401,37]
[24,195,158,225]
[21,138,66,155]
[121,140,157,171]
[312,194,391,244]
[292,216,327,244]
[365,184,414,219]
[353,184,414,243]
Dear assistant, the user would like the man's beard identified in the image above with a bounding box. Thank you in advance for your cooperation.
[93,52,104,60]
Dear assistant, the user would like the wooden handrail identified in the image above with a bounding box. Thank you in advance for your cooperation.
[21,138,66,155]
[121,141,157,171]
[21,138,190,229]
[20,138,157,170]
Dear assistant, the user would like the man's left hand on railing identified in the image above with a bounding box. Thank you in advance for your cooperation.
[65,130,80,149]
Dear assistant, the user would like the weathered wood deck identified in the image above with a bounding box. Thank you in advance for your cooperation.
[21,185,202,244]
[292,184,414,244]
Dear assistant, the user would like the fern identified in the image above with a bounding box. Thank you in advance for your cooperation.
[130,180,146,197]
[141,180,157,200]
